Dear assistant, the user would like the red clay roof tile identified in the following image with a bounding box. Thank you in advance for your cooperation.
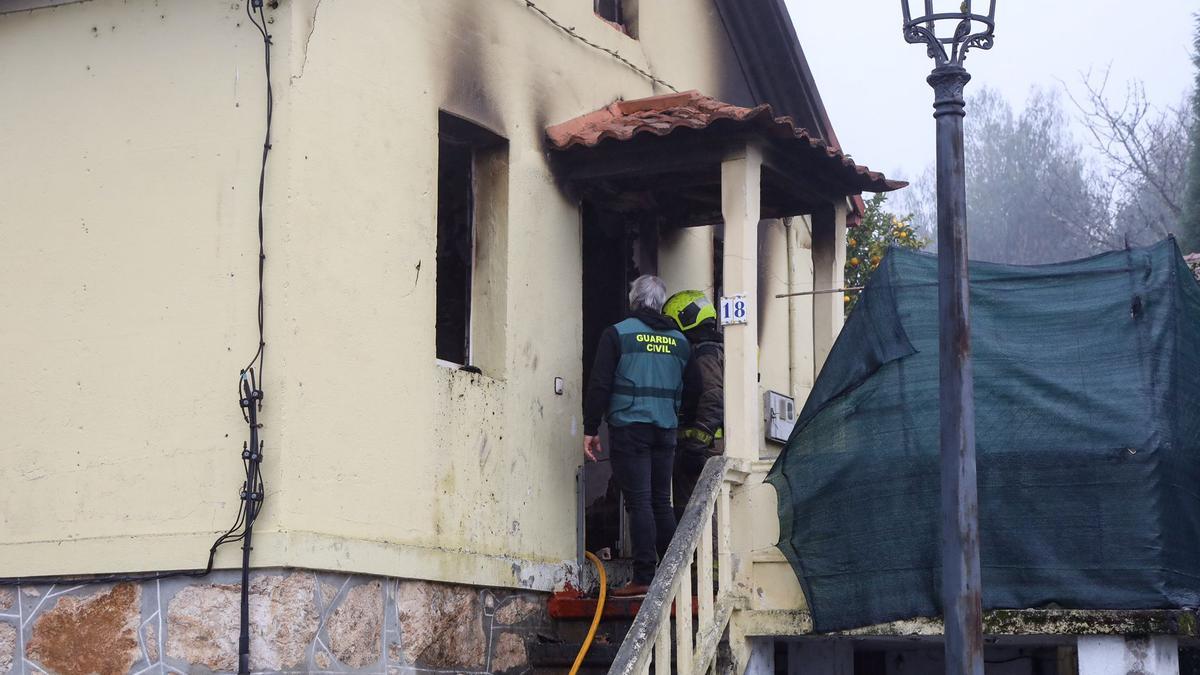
[546,90,906,195]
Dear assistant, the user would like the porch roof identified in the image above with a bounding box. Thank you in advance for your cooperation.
[546,91,905,224]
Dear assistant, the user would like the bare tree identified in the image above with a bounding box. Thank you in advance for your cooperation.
[895,79,1193,264]
[898,87,1118,264]
[1066,67,1189,246]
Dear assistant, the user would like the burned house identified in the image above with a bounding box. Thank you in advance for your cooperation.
[1,0,1193,674]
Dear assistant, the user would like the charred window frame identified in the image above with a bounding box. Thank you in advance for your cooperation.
[435,112,507,370]
[594,0,622,24]
[594,0,636,36]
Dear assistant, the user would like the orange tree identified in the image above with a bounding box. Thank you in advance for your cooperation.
[845,192,928,314]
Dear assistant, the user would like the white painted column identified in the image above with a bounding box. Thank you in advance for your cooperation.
[1078,636,1179,675]
[721,145,762,463]
[788,640,853,675]
[787,216,815,406]
[810,201,847,375]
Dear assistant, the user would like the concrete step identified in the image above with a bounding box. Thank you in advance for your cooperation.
[576,556,636,593]
[548,591,650,621]
[548,590,701,621]
[553,617,633,645]
[528,640,621,669]
[539,556,725,674]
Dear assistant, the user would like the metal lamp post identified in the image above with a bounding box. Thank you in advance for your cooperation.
[899,2,996,674]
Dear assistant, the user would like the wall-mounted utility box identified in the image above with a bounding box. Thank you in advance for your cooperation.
[764,390,797,443]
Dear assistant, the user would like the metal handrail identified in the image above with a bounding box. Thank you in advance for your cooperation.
[608,455,732,675]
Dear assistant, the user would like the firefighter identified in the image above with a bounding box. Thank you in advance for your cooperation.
[663,290,724,520]
[583,275,690,597]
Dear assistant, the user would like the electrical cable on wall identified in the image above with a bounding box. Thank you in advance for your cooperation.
[521,0,678,92]
[237,2,272,672]
[241,0,272,398]
[0,1,273,591]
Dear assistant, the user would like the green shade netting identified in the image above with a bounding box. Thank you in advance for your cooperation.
[766,238,1200,632]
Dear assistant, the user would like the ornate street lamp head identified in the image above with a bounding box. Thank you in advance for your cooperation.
[901,0,996,67]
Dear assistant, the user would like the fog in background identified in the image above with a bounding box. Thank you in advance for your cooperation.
[787,1,1196,263]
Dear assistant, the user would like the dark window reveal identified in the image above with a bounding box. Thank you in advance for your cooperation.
[594,0,623,25]
[435,137,473,365]
[435,112,506,367]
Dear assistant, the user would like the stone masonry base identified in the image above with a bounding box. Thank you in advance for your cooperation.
[0,568,550,675]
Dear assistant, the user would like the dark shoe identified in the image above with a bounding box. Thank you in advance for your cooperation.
[610,582,651,597]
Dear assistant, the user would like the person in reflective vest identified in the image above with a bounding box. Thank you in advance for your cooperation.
[584,274,690,597]
[663,290,725,522]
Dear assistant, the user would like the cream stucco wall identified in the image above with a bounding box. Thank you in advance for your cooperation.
[0,0,783,590]
[0,0,286,576]
[758,219,791,459]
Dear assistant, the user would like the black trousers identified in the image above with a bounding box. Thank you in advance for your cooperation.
[609,423,677,585]
[672,444,706,522]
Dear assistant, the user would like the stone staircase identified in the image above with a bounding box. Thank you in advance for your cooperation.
[529,558,733,675]
[532,458,740,675]
[528,558,634,675]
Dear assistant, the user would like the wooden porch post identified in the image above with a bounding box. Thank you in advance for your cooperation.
[721,145,762,463]
[811,201,847,374]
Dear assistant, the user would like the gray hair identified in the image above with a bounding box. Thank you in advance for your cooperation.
[628,274,667,312]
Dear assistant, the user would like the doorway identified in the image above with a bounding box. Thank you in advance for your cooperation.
[580,202,657,558]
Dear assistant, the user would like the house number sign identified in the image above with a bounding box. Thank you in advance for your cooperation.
[719,294,748,326]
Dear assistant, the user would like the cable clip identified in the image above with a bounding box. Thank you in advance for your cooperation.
[241,441,265,461]
[239,389,264,408]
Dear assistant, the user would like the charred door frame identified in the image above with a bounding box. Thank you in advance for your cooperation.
[580,203,659,558]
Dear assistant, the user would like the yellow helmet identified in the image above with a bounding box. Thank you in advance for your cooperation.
[663,290,717,332]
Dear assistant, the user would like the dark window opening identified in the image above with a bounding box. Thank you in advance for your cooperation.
[595,0,637,35]
[594,0,622,24]
[435,112,505,366]
[436,137,473,365]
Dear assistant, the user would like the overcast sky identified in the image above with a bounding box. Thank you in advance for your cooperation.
[786,1,1196,185]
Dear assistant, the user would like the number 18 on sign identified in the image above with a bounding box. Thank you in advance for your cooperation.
[720,294,748,326]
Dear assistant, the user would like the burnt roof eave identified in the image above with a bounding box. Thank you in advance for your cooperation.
[546,91,906,199]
